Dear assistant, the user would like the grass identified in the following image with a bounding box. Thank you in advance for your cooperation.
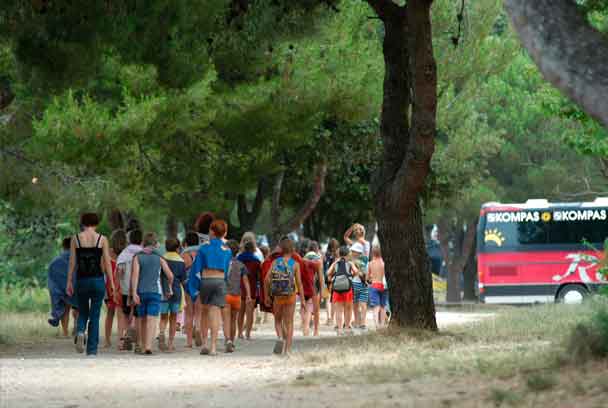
[291,301,606,386]
[0,312,57,345]
[0,284,50,313]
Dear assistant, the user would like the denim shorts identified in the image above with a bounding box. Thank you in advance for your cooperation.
[352,281,369,304]
[369,286,388,308]
[137,293,162,317]
[160,301,180,314]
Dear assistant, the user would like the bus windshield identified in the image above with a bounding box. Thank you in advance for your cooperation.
[480,207,607,252]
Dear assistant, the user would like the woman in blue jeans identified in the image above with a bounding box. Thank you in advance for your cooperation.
[66,213,118,355]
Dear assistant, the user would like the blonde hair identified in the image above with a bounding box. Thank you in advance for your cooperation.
[353,224,366,239]
[240,231,257,252]
[142,232,158,247]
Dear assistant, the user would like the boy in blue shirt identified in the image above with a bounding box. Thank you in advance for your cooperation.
[47,237,78,336]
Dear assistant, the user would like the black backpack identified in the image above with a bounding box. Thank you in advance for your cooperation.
[333,259,352,293]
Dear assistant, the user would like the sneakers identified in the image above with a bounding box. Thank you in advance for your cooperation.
[48,318,60,328]
[75,333,85,353]
[225,341,235,353]
[273,340,284,355]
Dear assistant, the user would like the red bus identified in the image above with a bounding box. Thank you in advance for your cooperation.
[477,198,607,304]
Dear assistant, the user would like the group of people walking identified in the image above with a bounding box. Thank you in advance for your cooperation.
[48,212,389,356]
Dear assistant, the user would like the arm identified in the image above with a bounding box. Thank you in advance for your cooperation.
[160,258,174,295]
[66,237,77,296]
[294,263,305,309]
[263,263,272,306]
[101,237,118,302]
[131,256,141,305]
[343,225,354,246]
[327,261,337,281]
[315,261,324,293]
[243,268,252,302]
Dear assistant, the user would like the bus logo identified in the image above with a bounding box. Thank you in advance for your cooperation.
[484,229,505,247]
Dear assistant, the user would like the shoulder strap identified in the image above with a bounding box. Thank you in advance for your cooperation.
[75,234,81,248]
[95,234,102,248]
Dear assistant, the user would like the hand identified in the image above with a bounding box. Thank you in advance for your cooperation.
[66,281,74,297]
[132,293,141,305]
[112,289,121,305]
[246,296,253,304]
[264,297,271,308]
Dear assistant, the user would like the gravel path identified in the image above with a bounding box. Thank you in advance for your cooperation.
[0,312,491,408]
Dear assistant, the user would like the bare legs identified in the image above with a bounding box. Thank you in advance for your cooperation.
[238,300,255,339]
[358,302,368,328]
[200,304,221,354]
[334,303,344,335]
[104,307,115,347]
[140,316,158,352]
[274,303,296,355]
[60,305,71,337]
[312,294,321,336]
[301,299,312,337]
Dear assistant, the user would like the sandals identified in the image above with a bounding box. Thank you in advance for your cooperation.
[200,347,210,355]
[118,337,130,351]
[134,344,143,354]
[194,329,203,347]
[158,333,167,351]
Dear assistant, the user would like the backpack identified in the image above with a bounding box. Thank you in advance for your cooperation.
[270,257,295,297]
[333,259,352,293]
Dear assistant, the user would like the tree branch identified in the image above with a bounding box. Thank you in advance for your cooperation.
[504,0,608,129]
[280,161,328,234]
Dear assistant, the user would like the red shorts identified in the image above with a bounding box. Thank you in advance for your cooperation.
[332,290,353,303]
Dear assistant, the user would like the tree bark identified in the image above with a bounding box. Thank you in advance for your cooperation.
[107,208,126,231]
[504,0,608,129]
[462,240,478,302]
[369,0,438,330]
[236,178,267,233]
[165,214,178,240]
[440,218,477,303]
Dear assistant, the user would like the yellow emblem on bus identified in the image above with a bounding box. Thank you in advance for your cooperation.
[541,212,552,222]
[484,229,505,247]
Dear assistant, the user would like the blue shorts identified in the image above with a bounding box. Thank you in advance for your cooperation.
[352,281,369,304]
[369,286,388,308]
[160,301,180,314]
[137,293,161,317]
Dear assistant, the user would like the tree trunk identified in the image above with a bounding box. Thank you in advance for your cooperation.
[107,208,126,231]
[504,0,608,129]
[237,178,267,233]
[462,242,478,302]
[440,218,477,303]
[369,0,438,330]
[165,214,178,240]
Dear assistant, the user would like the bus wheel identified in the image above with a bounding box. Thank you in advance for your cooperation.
[556,284,588,304]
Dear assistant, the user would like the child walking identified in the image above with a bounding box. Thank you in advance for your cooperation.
[131,233,174,355]
[158,238,186,352]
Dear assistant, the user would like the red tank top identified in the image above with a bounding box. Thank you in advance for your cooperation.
[301,260,316,298]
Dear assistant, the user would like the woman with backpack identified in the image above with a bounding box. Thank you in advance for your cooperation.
[326,246,358,336]
[263,236,305,355]
[181,231,202,348]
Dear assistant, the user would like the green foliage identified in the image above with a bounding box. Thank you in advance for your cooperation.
[565,300,608,363]
[0,284,49,314]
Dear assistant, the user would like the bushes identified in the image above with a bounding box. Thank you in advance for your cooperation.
[564,299,608,363]
[0,284,50,313]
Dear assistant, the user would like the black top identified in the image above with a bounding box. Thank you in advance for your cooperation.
[75,234,104,279]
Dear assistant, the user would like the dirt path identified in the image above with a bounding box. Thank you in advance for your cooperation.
[0,312,492,408]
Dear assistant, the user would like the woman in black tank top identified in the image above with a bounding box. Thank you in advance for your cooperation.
[66,213,117,355]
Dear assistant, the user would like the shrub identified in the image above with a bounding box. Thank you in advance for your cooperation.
[564,301,608,363]
[0,284,50,313]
